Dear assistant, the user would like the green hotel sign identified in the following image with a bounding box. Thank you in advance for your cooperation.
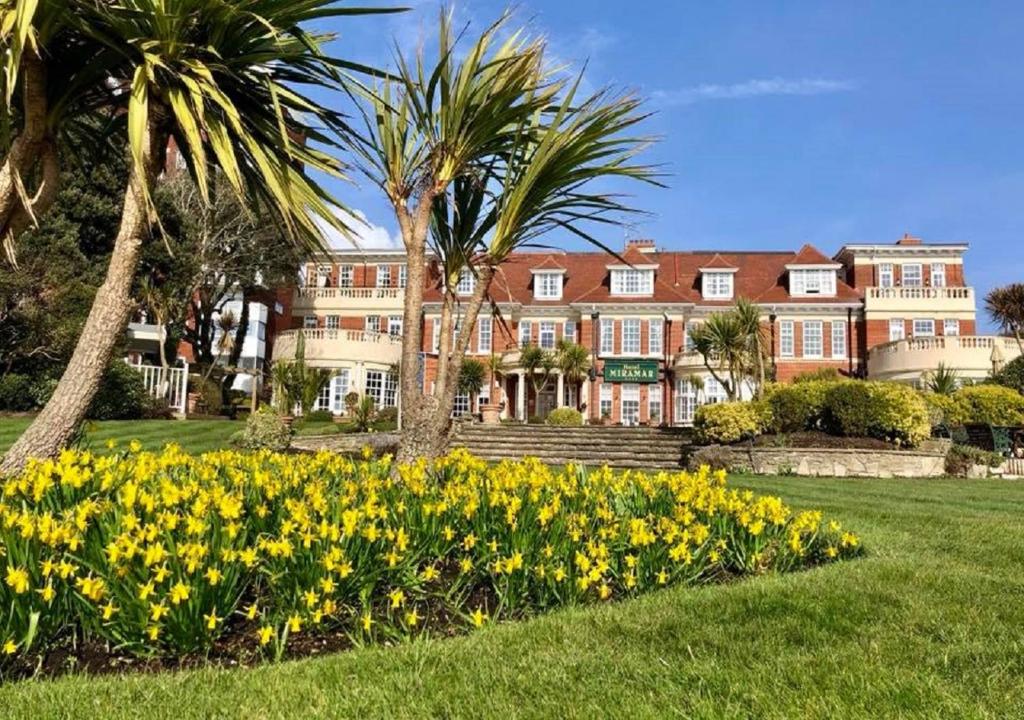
[603,359,659,383]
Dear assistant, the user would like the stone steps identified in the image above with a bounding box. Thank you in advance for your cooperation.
[452,423,693,469]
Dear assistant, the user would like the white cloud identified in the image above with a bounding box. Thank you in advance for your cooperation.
[653,77,856,106]
[316,208,401,250]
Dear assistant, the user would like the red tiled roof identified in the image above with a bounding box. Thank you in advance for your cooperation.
[422,245,862,307]
[531,255,568,271]
[790,243,840,266]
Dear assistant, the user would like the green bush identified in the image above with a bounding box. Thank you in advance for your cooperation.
[304,409,334,423]
[375,406,398,425]
[686,445,738,472]
[694,402,763,444]
[0,373,35,411]
[921,392,960,429]
[945,444,1004,478]
[992,355,1024,395]
[855,382,931,447]
[949,385,1024,426]
[546,407,583,426]
[769,381,830,432]
[88,362,149,420]
[823,381,872,437]
[793,367,843,384]
[230,407,293,451]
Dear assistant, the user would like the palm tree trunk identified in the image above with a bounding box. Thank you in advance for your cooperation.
[1,123,167,475]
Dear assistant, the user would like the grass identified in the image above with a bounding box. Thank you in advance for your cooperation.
[2,474,1023,719]
[0,417,241,456]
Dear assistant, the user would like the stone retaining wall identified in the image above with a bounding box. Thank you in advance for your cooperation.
[291,432,400,455]
[708,446,947,478]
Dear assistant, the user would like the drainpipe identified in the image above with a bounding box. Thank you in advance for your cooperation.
[663,311,671,427]
[768,311,777,382]
[847,307,854,377]
[590,309,600,424]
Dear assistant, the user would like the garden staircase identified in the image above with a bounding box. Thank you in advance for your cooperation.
[451,423,694,470]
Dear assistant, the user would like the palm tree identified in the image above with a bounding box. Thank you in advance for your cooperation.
[357,10,659,461]
[924,362,960,396]
[484,352,508,409]
[986,284,1024,354]
[520,344,556,410]
[689,313,748,401]
[556,339,591,411]
[457,358,486,415]
[733,299,768,398]
[2,0,400,473]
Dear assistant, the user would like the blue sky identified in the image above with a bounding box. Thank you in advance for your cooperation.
[318,1,1024,329]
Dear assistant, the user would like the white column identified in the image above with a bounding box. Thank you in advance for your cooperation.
[517,371,526,421]
[556,372,565,408]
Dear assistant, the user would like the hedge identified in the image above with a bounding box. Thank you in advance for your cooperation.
[948,385,1024,426]
[694,402,764,444]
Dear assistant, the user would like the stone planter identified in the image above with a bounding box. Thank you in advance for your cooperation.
[480,403,502,424]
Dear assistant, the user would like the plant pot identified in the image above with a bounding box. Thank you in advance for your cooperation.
[186,392,202,414]
[480,403,501,424]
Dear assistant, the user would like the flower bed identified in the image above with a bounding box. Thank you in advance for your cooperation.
[1,445,861,675]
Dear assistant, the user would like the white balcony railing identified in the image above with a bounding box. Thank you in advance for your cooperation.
[868,335,1022,381]
[272,328,403,365]
[296,287,402,301]
[866,286,973,301]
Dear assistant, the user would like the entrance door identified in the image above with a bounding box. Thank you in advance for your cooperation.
[536,388,557,419]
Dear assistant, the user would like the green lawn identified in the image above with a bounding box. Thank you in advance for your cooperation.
[3,475,1023,719]
[0,417,241,456]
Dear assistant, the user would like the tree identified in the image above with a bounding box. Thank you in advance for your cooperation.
[924,362,959,396]
[733,299,769,398]
[357,10,658,462]
[520,344,556,410]
[690,313,750,402]
[556,339,591,411]
[457,358,486,413]
[2,0,399,474]
[986,284,1024,355]
[484,352,508,409]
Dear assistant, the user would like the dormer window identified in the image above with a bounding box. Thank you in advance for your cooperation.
[533,271,564,300]
[702,272,734,300]
[790,268,836,297]
[610,268,654,296]
[456,268,475,295]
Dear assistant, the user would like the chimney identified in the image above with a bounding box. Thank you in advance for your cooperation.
[896,233,923,246]
[626,238,657,254]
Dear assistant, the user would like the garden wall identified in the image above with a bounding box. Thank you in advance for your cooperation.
[709,446,947,478]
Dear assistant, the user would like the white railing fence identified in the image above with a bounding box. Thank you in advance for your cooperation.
[127,359,189,415]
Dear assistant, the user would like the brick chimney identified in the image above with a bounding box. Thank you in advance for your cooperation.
[896,233,922,246]
[626,238,657,254]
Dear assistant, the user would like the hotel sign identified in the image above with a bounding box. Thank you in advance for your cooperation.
[603,359,659,383]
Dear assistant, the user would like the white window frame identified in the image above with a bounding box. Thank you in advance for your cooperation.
[316,381,332,411]
[902,263,923,287]
[563,320,576,344]
[600,318,614,356]
[376,264,391,288]
[456,268,475,296]
[610,269,654,296]
[674,378,697,424]
[621,384,640,426]
[338,265,354,288]
[398,264,408,289]
[779,320,795,358]
[365,370,398,408]
[889,319,905,342]
[878,263,893,288]
[478,317,492,354]
[316,264,332,288]
[432,318,441,353]
[452,393,471,417]
[703,377,727,405]
[685,321,700,353]
[913,319,935,337]
[518,320,532,348]
[599,384,613,419]
[304,315,318,330]
[802,320,823,359]
[831,321,847,359]
[648,319,663,356]
[365,315,380,334]
[702,272,734,300]
[931,263,946,288]
[534,272,563,300]
[325,315,340,330]
[331,370,351,414]
[943,319,960,336]
[621,319,641,355]
[388,315,402,337]
[539,321,556,350]
[790,269,836,297]
[648,388,662,425]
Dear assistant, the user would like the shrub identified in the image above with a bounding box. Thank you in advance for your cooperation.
[0,447,861,667]
[992,355,1024,395]
[858,382,931,447]
[921,392,960,429]
[29,376,59,408]
[231,407,293,451]
[303,409,334,424]
[945,444,1004,478]
[686,445,738,472]
[88,362,149,420]
[375,406,398,425]
[950,385,1024,426]
[769,381,830,432]
[0,374,35,412]
[694,402,763,444]
[546,407,583,426]
[822,381,872,437]
[351,395,376,432]
[793,367,842,384]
